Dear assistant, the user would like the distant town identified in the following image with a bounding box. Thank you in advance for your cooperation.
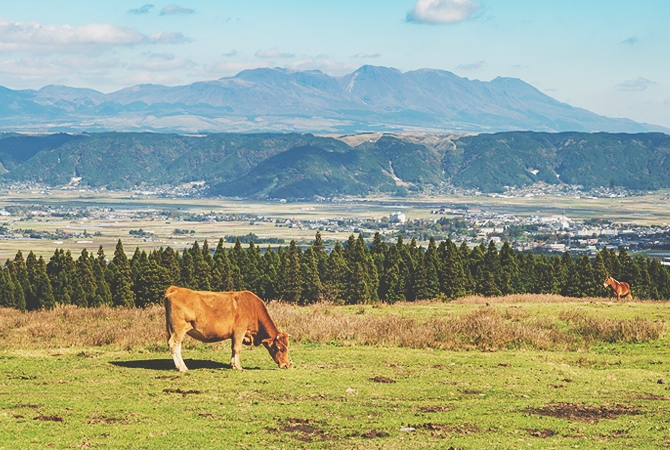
[2,181,670,261]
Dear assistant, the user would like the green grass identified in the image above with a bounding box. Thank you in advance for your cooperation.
[2,329,670,449]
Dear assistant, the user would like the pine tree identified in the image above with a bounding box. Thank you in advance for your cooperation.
[477,271,502,297]
[92,258,112,307]
[110,240,135,307]
[211,245,235,292]
[179,250,195,289]
[322,242,349,302]
[24,251,40,310]
[312,231,328,276]
[134,260,171,307]
[437,239,468,299]
[160,246,181,286]
[300,247,323,304]
[6,260,26,311]
[379,244,405,301]
[344,263,370,304]
[33,256,55,309]
[277,241,302,303]
[382,263,406,303]
[533,254,556,294]
[190,241,212,291]
[0,268,16,308]
[499,242,521,294]
[257,246,279,299]
[47,249,75,305]
[414,244,440,300]
[70,275,87,307]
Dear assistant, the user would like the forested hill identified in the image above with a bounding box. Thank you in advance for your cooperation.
[1,131,670,195]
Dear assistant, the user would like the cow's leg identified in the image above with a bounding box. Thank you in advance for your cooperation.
[230,331,245,370]
[168,326,189,372]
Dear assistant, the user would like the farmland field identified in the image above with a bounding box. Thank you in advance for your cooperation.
[2,188,670,261]
[2,297,670,449]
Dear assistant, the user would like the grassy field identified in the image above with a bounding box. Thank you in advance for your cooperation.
[1,297,670,449]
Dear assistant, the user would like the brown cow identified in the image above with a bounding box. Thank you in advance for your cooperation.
[603,276,632,301]
[164,286,290,371]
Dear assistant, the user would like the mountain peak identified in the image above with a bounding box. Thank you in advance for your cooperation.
[0,66,665,134]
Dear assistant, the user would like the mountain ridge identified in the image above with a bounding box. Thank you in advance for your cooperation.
[2,131,670,196]
[0,66,665,134]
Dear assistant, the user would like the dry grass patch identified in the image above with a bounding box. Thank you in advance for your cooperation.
[270,303,666,351]
[0,305,165,350]
[0,298,665,351]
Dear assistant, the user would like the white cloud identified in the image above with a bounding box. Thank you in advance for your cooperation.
[0,18,188,53]
[144,51,175,60]
[0,18,143,52]
[160,5,195,15]
[617,77,656,92]
[622,36,638,45]
[0,56,122,80]
[190,60,273,78]
[255,47,295,59]
[127,4,154,14]
[406,0,482,24]
[119,72,182,85]
[133,58,195,71]
[456,60,485,70]
[148,31,189,44]
[664,98,670,107]
[351,52,381,59]
[222,49,238,57]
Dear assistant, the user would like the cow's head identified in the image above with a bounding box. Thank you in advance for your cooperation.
[262,332,291,369]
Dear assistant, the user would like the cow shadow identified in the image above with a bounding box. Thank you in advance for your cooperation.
[110,359,261,371]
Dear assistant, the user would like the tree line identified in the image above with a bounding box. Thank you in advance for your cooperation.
[1,232,669,311]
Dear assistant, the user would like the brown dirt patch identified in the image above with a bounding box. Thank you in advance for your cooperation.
[361,429,390,438]
[163,388,202,397]
[370,376,396,383]
[630,394,670,401]
[523,402,641,424]
[156,375,180,380]
[527,428,556,438]
[461,389,482,395]
[279,418,331,442]
[88,416,126,425]
[498,362,511,367]
[412,423,480,435]
[34,415,64,422]
[416,405,455,413]
[13,403,41,409]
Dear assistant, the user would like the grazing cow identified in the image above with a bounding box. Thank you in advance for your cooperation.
[603,276,632,301]
[164,286,290,371]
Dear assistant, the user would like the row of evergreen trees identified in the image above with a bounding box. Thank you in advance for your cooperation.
[1,232,669,311]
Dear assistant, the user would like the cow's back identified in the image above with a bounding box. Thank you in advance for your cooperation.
[165,287,265,341]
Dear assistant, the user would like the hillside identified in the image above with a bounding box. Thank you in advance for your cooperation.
[2,131,670,195]
[0,66,666,134]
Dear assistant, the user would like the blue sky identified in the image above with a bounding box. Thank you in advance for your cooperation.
[1,0,669,128]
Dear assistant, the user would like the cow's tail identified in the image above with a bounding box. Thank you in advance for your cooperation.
[164,287,178,339]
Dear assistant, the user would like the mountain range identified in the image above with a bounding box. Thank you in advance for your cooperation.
[0,66,665,134]
[2,131,670,196]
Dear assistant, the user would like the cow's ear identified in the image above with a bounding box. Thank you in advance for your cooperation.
[261,337,273,346]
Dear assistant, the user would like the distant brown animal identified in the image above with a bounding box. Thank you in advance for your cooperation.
[603,276,631,301]
[164,286,291,371]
